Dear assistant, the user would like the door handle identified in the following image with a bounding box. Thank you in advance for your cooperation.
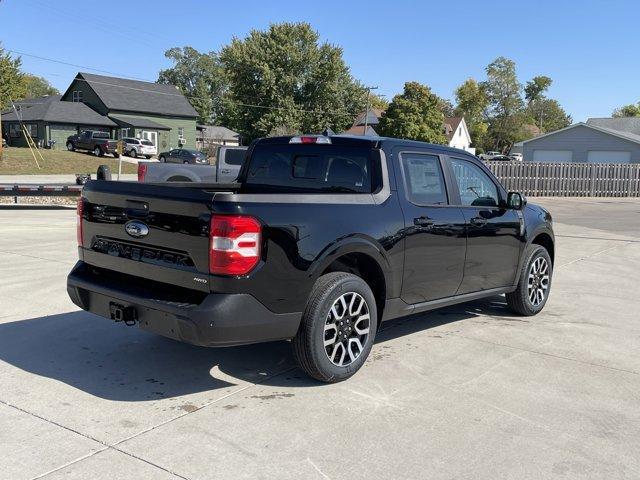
[470,217,487,226]
[414,216,434,227]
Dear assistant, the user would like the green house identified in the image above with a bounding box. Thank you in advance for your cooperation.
[2,72,198,152]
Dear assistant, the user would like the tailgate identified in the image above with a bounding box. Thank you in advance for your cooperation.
[79,181,217,292]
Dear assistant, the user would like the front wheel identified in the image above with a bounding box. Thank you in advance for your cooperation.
[66,142,74,151]
[93,146,102,157]
[130,149,137,159]
[506,245,553,316]
[292,272,377,383]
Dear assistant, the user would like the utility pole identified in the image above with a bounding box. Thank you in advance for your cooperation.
[363,86,378,135]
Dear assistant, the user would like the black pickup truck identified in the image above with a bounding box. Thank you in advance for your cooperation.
[68,135,554,382]
[66,130,118,157]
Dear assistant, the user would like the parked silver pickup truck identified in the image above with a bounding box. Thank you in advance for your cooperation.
[138,146,247,183]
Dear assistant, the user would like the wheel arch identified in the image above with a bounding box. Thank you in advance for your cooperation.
[311,239,393,324]
[530,230,555,265]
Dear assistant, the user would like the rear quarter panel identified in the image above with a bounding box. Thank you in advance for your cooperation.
[209,193,406,314]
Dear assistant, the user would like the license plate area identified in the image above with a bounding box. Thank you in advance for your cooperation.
[109,302,138,326]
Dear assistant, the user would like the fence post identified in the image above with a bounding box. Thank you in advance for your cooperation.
[589,164,596,196]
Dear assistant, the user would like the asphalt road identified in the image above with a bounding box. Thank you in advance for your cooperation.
[0,197,639,479]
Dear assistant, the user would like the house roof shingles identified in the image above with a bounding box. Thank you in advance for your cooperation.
[586,117,640,136]
[71,72,198,118]
[110,115,170,130]
[443,117,463,142]
[197,125,240,141]
[1,95,117,127]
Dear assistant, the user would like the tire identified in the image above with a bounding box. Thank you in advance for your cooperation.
[145,155,151,159]
[130,149,137,159]
[93,146,103,157]
[159,156,165,163]
[66,142,74,151]
[506,244,553,316]
[292,272,377,383]
[183,160,189,164]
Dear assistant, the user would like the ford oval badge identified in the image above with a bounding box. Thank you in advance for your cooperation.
[125,220,149,238]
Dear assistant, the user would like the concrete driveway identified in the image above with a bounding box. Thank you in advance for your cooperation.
[0,198,639,479]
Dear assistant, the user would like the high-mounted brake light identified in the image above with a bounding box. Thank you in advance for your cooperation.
[289,136,332,144]
[77,197,84,247]
[137,162,147,182]
[210,215,262,276]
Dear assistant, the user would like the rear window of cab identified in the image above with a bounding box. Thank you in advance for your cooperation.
[244,144,380,193]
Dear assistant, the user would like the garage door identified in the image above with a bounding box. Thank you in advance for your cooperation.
[586,151,631,164]
[532,150,573,163]
[49,124,77,150]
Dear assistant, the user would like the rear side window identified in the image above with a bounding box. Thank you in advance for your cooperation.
[224,148,246,166]
[93,132,109,139]
[244,144,378,193]
[400,153,447,205]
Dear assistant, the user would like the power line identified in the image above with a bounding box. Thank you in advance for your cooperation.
[9,50,363,118]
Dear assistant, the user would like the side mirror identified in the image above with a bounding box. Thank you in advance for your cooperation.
[507,191,526,210]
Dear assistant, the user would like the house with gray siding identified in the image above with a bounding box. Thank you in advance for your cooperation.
[521,122,640,163]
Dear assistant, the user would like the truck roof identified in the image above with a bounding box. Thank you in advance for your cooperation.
[256,135,476,157]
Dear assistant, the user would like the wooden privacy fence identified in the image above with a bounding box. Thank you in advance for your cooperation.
[485,161,640,197]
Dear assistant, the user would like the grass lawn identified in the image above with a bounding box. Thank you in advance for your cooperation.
[0,147,138,175]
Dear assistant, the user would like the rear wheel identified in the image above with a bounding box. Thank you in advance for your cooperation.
[93,146,102,157]
[292,272,377,383]
[506,245,552,316]
[159,156,165,162]
[145,155,151,159]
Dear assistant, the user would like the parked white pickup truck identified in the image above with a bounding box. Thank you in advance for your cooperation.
[138,146,247,183]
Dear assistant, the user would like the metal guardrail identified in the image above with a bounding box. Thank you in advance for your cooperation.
[0,184,83,202]
[485,161,640,197]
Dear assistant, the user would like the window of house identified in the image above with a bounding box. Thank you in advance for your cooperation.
[25,124,38,137]
[178,127,184,138]
[72,91,83,102]
[9,124,21,137]
[400,153,447,205]
[450,158,499,207]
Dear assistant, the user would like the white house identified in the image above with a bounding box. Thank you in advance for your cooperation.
[444,117,475,154]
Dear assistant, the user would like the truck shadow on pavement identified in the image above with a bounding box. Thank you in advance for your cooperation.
[0,296,516,400]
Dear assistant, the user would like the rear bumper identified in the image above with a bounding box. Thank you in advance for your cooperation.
[67,262,301,347]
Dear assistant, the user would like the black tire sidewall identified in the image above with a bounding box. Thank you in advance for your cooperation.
[307,274,377,381]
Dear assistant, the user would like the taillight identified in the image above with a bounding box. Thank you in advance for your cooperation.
[210,215,261,276]
[137,162,147,182]
[77,197,84,247]
[289,135,331,144]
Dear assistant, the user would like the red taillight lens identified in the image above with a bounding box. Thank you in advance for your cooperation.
[137,162,147,182]
[210,215,261,276]
[77,197,84,247]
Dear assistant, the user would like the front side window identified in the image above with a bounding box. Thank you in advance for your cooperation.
[450,158,499,207]
[400,153,447,205]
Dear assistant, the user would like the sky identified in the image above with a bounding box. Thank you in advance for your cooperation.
[1,0,639,122]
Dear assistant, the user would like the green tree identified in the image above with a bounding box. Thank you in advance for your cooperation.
[482,57,524,151]
[23,74,59,98]
[0,45,26,111]
[218,23,367,140]
[378,81,446,143]
[612,102,640,117]
[454,78,489,147]
[524,75,552,104]
[158,46,228,124]
[526,98,571,133]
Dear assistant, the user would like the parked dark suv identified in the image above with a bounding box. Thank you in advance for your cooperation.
[68,135,554,382]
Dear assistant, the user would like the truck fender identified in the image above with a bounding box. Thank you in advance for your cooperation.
[308,236,395,297]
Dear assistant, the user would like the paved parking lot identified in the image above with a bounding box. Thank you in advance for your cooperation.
[1,197,639,479]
